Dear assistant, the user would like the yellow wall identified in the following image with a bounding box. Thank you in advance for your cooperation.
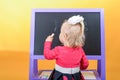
[0,0,120,80]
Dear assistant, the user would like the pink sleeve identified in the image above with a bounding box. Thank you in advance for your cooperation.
[44,41,58,60]
[80,48,89,70]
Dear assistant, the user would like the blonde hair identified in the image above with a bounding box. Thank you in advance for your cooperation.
[61,20,85,47]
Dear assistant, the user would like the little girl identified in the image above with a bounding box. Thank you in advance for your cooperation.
[44,15,89,80]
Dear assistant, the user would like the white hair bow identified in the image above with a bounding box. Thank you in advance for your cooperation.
[68,15,84,25]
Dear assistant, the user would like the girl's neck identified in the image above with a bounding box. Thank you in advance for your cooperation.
[63,42,71,47]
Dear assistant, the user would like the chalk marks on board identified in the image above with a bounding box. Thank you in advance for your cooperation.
[53,19,57,34]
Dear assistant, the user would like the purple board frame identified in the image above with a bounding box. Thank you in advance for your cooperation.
[30,8,105,80]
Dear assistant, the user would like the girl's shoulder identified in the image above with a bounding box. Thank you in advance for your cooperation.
[54,46,84,52]
[54,46,64,49]
[56,46,83,50]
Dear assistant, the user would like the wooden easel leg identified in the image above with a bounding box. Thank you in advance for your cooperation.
[97,60,101,76]
[33,59,38,76]
[29,57,33,80]
[101,55,106,80]
[97,57,106,80]
[29,58,38,80]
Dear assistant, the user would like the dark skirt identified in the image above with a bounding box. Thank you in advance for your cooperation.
[48,69,84,80]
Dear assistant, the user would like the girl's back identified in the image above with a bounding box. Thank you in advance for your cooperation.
[44,15,89,80]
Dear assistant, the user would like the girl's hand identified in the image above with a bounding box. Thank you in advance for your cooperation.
[45,33,54,42]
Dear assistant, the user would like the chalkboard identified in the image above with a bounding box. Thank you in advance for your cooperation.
[33,12,101,55]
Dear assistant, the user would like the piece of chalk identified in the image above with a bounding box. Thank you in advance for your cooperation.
[51,33,54,37]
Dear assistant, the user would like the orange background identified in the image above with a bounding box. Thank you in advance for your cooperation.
[0,0,120,80]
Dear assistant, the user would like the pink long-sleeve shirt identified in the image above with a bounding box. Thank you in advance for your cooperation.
[44,41,89,70]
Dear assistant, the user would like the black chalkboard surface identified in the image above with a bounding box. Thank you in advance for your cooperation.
[34,12,101,55]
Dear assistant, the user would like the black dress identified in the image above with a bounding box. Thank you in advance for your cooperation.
[48,69,83,80]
